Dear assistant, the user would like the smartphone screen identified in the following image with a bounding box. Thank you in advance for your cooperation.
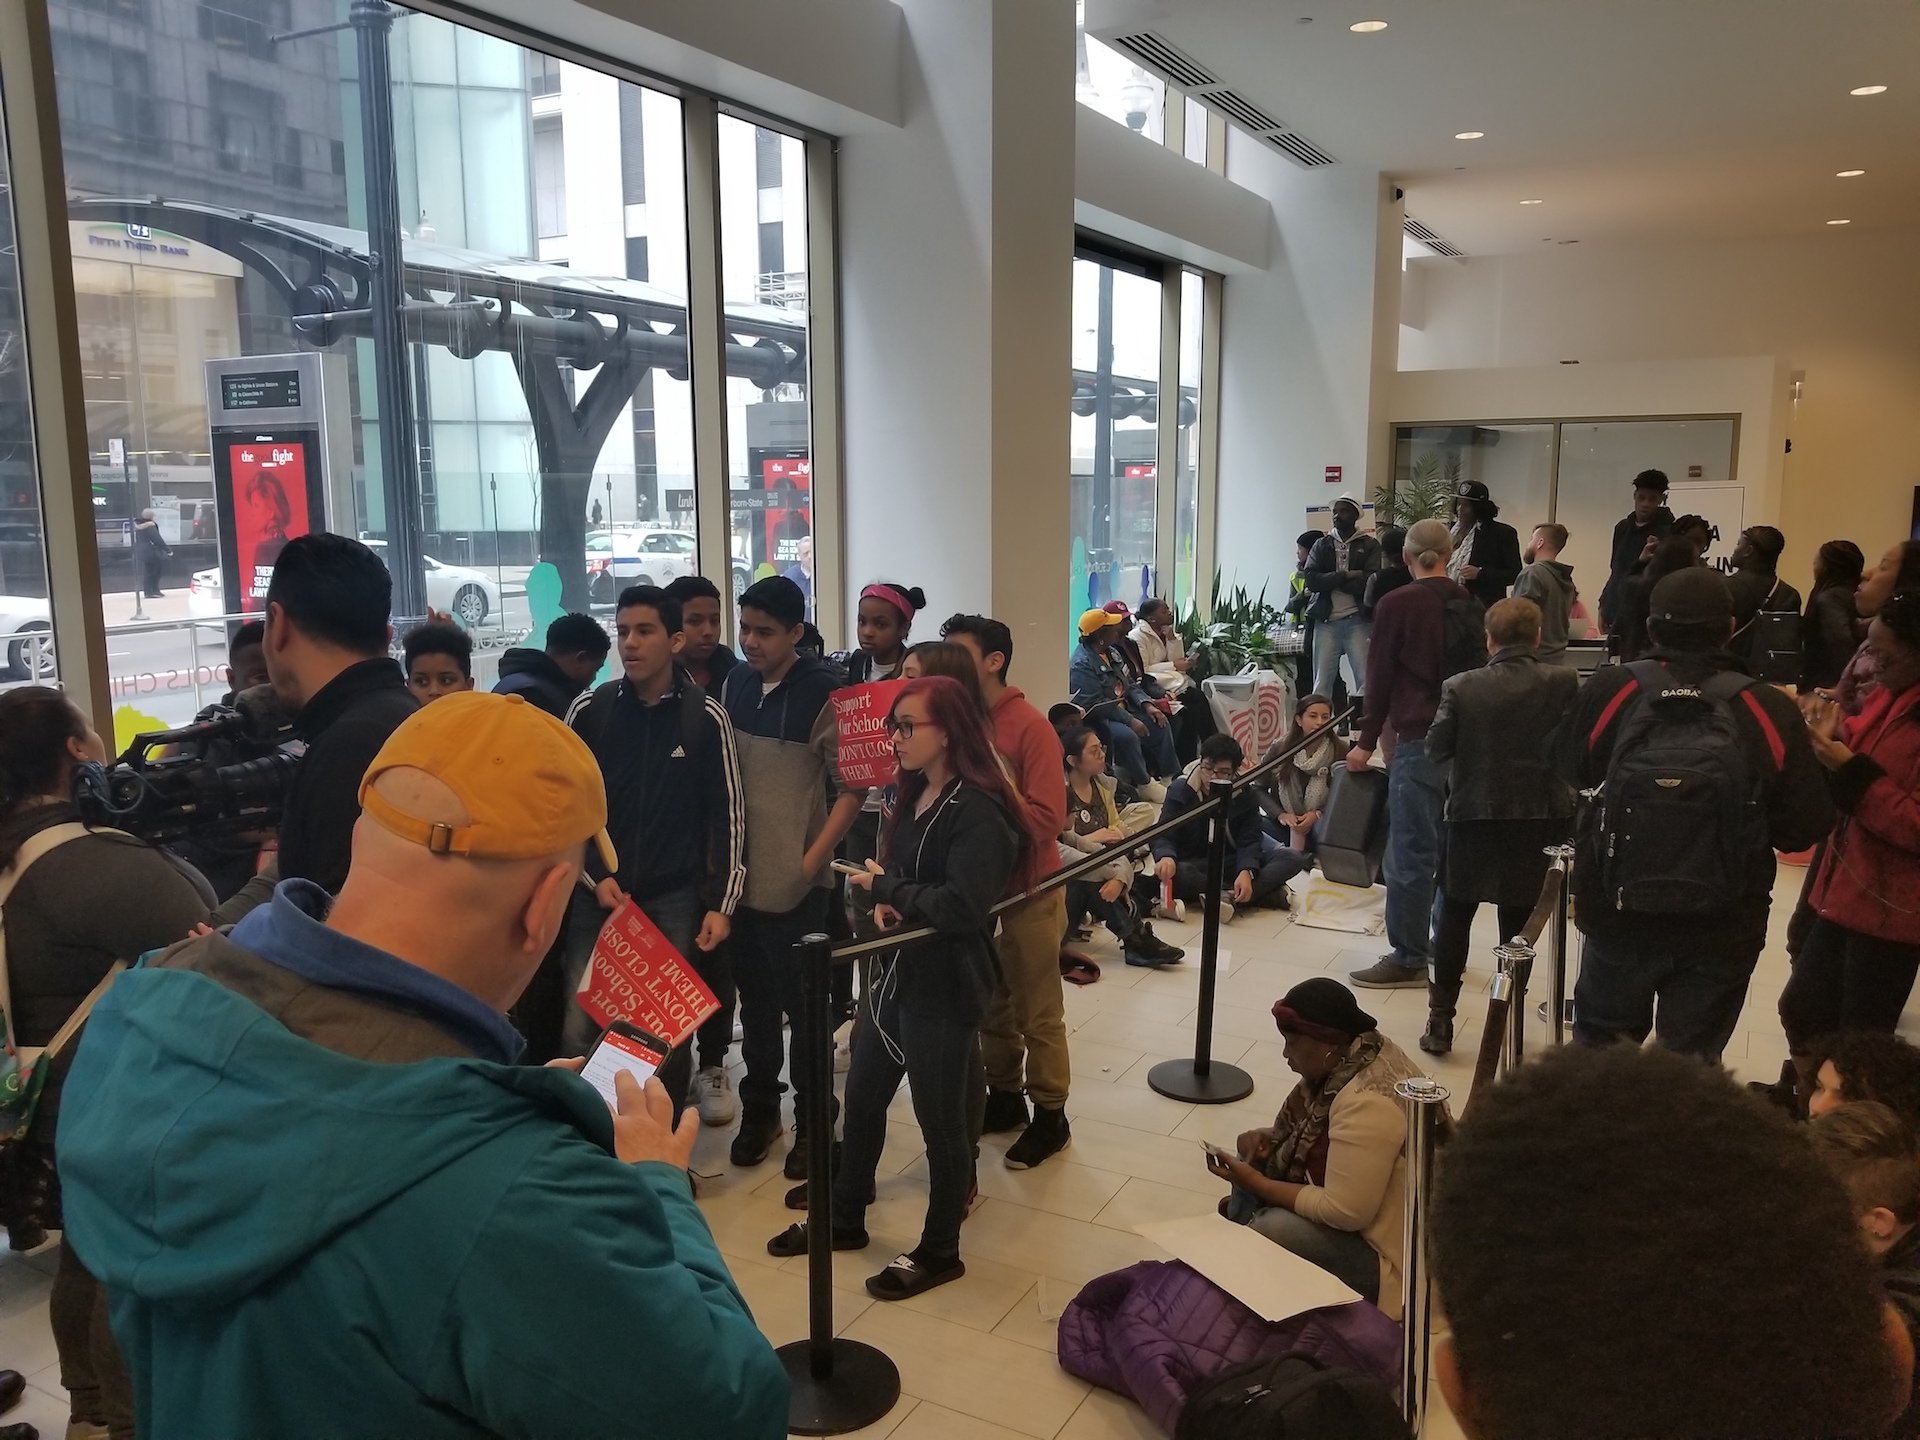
[581,1024,668,1110]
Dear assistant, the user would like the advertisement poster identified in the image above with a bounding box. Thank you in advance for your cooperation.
[830,678,909,790]
[575,900,720,1049]
[228,441,310,612]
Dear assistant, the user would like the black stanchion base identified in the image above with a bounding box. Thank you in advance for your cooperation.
[1148,1059,1255,1104]
[779,1338,902,1436]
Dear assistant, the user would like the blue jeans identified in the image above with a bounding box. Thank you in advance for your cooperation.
[1225,1187,1380,1303]
[1313,614,1370,701]
[1102,719,1150,786]
[1383,734,1444,969]
[1129,708,1179,778]
[559,886,703,1119]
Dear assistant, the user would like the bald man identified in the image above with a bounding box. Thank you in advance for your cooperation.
[57,692,787,1439]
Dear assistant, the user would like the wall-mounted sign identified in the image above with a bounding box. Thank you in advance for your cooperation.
[220,370,304,413]
[1325,465,1342,484]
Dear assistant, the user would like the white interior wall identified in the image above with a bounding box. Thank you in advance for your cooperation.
[1400,232,1920,593]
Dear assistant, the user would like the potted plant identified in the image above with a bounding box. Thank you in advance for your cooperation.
[1373,450,1461,529]
[1176,573,1289,683]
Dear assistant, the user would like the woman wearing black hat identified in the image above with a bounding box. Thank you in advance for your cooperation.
[1448,481,1523,609]
[1205,978,1441,1317]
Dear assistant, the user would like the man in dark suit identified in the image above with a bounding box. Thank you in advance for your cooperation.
[1449,480,1523,609]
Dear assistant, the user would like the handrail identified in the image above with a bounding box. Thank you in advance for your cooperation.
[827,702,1358,962]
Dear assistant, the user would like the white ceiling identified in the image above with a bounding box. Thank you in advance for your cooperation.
[1087,0,1920,255]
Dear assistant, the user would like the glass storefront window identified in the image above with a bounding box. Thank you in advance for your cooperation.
[718,115,812,614]
[1172,269,1203,612]
[1070,252,1162,630]
[1076,1,1166,144]
[1556,418,1738,584]
[0,75,56,685]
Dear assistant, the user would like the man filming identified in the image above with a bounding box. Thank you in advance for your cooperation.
[58,692,788,1437]
[216,534,417,919]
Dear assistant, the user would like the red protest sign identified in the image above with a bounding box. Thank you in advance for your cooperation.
[831,678,909,790]
[575,900,719,1049]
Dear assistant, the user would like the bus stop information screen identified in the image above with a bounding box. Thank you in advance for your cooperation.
[221,370,303,412]
[229,442,311,612]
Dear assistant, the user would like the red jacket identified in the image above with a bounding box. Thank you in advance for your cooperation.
[1812,684,1920,943]
[991,686,1066,895]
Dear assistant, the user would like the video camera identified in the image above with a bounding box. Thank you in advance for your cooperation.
[71,686,301,846]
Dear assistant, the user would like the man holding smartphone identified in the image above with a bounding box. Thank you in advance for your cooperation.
[565,584,746,1123]
[56,692,787,1437]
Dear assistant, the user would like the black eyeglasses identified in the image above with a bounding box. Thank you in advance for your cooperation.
[884,716,941,739]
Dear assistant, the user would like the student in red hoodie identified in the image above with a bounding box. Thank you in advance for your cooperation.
[942,614,1075,1169]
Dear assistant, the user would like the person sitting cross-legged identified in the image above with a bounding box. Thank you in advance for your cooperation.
[1151,734,1308,923]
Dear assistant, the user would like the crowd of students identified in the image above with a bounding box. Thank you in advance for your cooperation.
[6,486,1920,1435]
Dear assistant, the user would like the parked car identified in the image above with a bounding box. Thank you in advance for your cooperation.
[189,546,502,628]
[0,594,53,680]
[586,528,700,605]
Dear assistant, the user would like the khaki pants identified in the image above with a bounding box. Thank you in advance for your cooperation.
[981,888,1071,1109]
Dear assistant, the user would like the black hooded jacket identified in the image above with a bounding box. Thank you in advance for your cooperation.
[492,648,588,719]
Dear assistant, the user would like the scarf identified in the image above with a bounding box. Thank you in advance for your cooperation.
[1290,734,1335,816]
[1264,1031,1440,1184]
[1448,519,1478,583]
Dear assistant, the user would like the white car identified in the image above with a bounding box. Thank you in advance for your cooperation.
[189,546,502,629]
[0,595,53,680]
[587,528,698,605]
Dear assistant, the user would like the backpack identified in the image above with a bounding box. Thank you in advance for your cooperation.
[1440,591,1488,680]
[1734,579,1803,685]
[1175,1354,1409,1440]
[1575,660,1778,915]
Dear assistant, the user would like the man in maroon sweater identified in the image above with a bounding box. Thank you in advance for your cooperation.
[1346,519,1481,990]
[943,614,1076,1170]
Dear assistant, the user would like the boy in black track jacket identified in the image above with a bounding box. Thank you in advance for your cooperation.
[561,586,745,1117]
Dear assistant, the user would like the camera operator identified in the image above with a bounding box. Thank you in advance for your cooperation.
[0,686,214,1440]
[215,534,417,920]
[170,620,276,902]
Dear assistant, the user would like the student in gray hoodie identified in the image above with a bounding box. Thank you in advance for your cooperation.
[723,576,863,1176]
[1513,522,1578,666]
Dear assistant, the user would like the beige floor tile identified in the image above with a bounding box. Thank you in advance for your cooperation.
[958,1196,1164,1289]
[1056,1387,1165,1440]
[1070,1010,1255,1063]
[840,1304,1090,1438]
[1059,1076,1195,1136]
[794,1396,919,1440]
[989,1281,1067,1353]
[1091,1176,1224,1234]
[903,1151,1130,1224]
[888,1400,1041,1440]
[1057,1037,1149,1082]
[729,1257,875,1347]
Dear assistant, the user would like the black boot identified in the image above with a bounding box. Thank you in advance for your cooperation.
[982,1088,1030,1135]
[730,1111,782,1167]
[1004,1105,1071,1170]
[1122,922,1185,967]
[1419,1011,1454,1056]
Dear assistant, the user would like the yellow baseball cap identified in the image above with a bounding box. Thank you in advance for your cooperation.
[1078,608,1116,638]
[358,691,618,873]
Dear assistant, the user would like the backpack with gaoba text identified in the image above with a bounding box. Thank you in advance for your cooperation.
[1575,660,1778,915]
[1175,1353,1409,1440]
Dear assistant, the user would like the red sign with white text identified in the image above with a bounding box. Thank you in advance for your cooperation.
[575,900,719,1048]
[1123,463,1156,479]
[1325,465,1342,485]
[831,678,909,790]
[229,441,312,612]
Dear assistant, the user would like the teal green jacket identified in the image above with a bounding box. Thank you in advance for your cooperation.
[58,961,788,1439]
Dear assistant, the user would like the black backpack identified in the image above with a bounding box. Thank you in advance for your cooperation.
[1176,1354,1409,1440]
[1575,660,1778,915]
[1734,581,1803,685]
[1440,590,1488,680]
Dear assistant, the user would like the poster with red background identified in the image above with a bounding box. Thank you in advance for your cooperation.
[831,678,909,790]
[576,900,720,1048]
[229,441,311,612]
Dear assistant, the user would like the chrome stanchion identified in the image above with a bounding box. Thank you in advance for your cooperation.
[776,935,900,1435]
[1150,777,1254,1104]
[1494,939,1534,1075]
[1397,1076,1450,1436]
[1544,844,1574,1046]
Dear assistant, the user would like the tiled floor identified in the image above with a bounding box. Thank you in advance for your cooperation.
[0,867,1817,1439]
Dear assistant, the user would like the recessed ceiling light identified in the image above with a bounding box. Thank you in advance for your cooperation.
[1836,169,1866,178]
[1454,131,1485,140]
[1850,85,1888,96]
[1827,218,1852,226]
[1519,198,1544,205]
[1349,20,1388,32]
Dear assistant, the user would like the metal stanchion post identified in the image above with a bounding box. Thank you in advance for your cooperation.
[1397,1076,1450,1436]
[1150,778,1254,1104]
[1494,940,1534,1074]
[1544,844,1573,1046]
[776,935,900,1435]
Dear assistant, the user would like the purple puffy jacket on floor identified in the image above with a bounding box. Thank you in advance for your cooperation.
[1056,1260,1403,1434]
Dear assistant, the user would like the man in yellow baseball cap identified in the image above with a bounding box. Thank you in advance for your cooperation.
[57,691,788,1438]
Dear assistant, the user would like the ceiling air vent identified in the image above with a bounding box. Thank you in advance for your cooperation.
[1109,31,1217,91]
[1265,131,1337,168]
[1404,217,1464,258]
[1205,88,1284,136]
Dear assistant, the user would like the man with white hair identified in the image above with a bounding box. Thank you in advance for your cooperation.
[1346,518,1483,991]
[58,692,788,1438]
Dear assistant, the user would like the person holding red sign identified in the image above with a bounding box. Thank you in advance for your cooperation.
[768,676,1022,1300]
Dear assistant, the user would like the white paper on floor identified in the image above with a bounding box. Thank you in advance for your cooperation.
[1291,875,1386,935]
[1136,1212,1362,1321]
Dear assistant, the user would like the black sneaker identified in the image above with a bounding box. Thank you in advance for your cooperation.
[1122,923,1185,967]
[784,1131,816,1181]
[1419,1013,1454,1056]
[982,1088,1030,1135]
[730,1112,783,1168]
[767,1221,869,1258]
[1004,1105,1071,1170]
[1349,957,1427,990]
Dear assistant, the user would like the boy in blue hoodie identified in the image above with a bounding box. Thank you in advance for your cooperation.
[58,692,787,1439]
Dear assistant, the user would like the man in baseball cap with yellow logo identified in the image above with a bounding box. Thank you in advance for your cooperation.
[57,691,788,1438]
